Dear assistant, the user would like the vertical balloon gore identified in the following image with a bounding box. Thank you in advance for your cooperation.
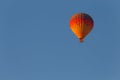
[69,13,94,42]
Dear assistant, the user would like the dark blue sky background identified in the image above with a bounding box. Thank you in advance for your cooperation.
[0,0,120,80]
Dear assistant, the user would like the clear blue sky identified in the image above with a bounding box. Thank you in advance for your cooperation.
[0,0,120,80]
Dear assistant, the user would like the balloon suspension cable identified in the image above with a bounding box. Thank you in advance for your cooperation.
[79,38,83,43]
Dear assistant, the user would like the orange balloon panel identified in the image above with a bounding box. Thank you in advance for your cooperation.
[69,13,94,42]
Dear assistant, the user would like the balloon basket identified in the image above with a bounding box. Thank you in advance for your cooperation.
[79,38,83,43]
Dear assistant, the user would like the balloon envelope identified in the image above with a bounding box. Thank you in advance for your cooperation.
[69,13,94,42]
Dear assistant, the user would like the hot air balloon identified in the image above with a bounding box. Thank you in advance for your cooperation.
[69,13,94,42]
